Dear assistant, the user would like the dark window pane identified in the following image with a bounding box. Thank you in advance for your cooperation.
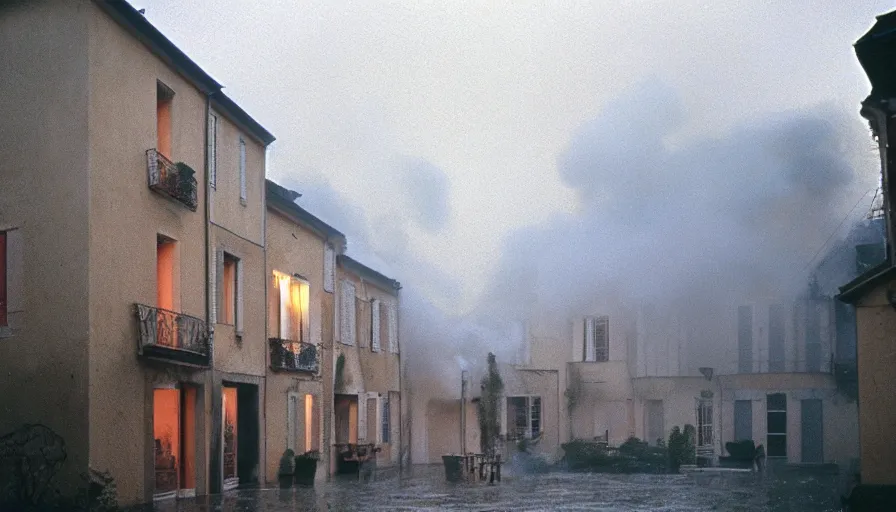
[767,412,787,433]
[767,393,786,411]
[767,434,787,457]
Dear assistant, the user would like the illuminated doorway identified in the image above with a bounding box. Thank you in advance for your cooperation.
[222,386,238,490]
[153,386,196,500]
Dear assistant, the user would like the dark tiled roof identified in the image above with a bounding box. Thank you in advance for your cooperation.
[338,255,401,295]
[97,1,274,145]
[266,180,346,243]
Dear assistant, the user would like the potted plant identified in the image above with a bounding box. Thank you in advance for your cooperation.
[278,449,295,488]
[294,450,320,486]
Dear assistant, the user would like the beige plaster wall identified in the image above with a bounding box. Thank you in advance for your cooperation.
[263,210,333,482]
[212,226,265,377]
[209,112,265,246]
[85,2,210,504]
[717,373,857,465]
[335,268,402,467]
[0,0,92,497]
[502,368,562,461]
[854,286,896,484]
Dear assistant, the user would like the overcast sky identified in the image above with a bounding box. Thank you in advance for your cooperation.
[141,0,892,313]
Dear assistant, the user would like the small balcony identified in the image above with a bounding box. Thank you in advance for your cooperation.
[269,338,319,373]
[146,149,198,211]
[135,304,210,367]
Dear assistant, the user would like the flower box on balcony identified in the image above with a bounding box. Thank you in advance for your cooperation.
[146,149,198,211]
[269,338,319,373]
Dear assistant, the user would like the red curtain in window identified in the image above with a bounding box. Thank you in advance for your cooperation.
[0,232,7,326]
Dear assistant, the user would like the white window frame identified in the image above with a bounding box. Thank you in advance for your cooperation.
[584,316,609,362]
[274,272,310,343]
[507,395,541,441]
[696,397,714,448]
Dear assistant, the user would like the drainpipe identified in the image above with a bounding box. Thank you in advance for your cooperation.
[261,144,269,487]
[204,93,223,494]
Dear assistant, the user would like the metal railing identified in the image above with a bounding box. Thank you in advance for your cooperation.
[269,338,319,373]
[146,148,198,211]
[135,304,210,358]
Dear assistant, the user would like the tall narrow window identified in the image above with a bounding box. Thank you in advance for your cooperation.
[767,393,787,457]
[0,231,6,327]
[239,138,247,203]
[696,397,713,447]
[270,271,309,342]
[304,394,315,452]
[156,236,177,312]
[530,396,541,438]
[156,82,174,159]
[506,396,541,440]
[381,397,391,443]
[738,305,753,373]
[208,112,218,188]
[768,305,785,372]
[371,299,381,352]
[583,316,609,362]
[221,253,239,326]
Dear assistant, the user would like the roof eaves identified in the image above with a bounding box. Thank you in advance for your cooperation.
[337,254,401,295]
[95,0,222,94]
[837,260,894,303]
[265,181,346,243]
[211,91,276,146]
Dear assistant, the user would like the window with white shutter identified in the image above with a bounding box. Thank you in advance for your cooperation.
[340,280,356,345]
[388,303,398,353]
[371,299,381,352]
[357,394,367,441]
[323,244,335,293]
[583,316,609,362]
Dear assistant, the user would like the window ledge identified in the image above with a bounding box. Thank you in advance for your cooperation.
[240,198,247,206]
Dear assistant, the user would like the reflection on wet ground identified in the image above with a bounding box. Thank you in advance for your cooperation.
[139,464,845,511]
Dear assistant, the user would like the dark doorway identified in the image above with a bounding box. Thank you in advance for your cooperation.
[236,384,260,486]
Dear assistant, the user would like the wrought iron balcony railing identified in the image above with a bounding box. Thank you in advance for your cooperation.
[269,338,319,373]
[135,304,210,367]
[146,149,198,211]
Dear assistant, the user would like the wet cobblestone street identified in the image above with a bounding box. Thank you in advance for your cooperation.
[141,464,846,511]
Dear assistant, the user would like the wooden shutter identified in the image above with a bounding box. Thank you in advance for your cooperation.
[0,232,6,326]
[287,393,298,452]
[357,298,367,348]
[239,138,247,202]
[357,394,367,441]
[340,280,356,345]
[235,260,244,335]
[367,394,379,442]
[371,299,380,352]
[323,244,335,293]
[388,303,398,353]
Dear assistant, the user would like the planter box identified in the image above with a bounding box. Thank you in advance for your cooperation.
[442,455,465,482]
[294,457,318,486]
